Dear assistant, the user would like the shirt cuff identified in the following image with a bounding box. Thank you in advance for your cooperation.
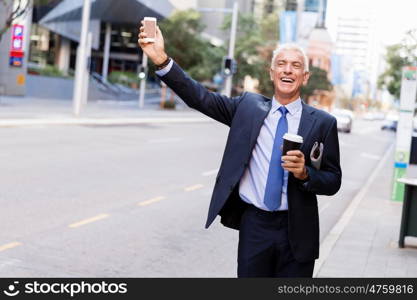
[155,59,174,77]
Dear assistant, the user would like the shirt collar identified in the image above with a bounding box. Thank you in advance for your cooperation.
[271,97,302,116]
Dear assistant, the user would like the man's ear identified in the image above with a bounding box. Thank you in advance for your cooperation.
[270,68,274,81]
[302,71,310,85]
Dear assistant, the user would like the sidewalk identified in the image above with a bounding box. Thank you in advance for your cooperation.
[0,95,211,127]
[315,145,417,277]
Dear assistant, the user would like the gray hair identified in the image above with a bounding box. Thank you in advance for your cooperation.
[271,43,309,72]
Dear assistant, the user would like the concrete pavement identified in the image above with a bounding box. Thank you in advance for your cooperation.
[315,144,417,277]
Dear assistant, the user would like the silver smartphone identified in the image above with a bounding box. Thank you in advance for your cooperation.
[143,17,156,43]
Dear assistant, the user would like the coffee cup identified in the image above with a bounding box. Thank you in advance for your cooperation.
[282,133,303,155]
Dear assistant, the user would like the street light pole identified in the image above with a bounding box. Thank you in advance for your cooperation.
[139,53,148,108]
[72,0,91,116]
[223,0,238,97]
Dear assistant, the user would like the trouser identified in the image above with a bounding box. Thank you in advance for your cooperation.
[237,204,314,277]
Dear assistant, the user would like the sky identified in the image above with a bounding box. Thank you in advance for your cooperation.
[326,0,417,45]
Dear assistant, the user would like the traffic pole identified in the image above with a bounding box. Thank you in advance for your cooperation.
[72,0,91,116]
[139,53,148,109]
[223,0,238,97]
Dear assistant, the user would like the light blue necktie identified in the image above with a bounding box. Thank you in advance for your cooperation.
[263,106,288,211]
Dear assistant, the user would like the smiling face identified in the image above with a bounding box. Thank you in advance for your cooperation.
[270,49,310,105]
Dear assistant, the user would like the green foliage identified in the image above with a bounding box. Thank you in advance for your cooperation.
[162,100,176,109]
[158,9,225,82]
[108,71,138,86]
[28,64,68,77]
[222,13,279,96]
[301,66,333,100]
[378,30,417,99]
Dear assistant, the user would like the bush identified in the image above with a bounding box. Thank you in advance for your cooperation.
[108,71,139,87]
[28,64,69,77]
[162,100,176,109]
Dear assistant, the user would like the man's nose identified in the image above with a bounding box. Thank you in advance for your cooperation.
[283,64,292,73]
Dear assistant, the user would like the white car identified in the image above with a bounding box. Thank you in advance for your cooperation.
[331,109,353,133]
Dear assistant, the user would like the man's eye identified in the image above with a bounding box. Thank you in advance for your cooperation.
[293,63,301,68]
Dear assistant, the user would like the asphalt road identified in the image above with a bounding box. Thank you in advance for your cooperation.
[0,117,394,277]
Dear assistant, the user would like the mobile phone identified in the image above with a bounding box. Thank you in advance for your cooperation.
[143,17,156,43]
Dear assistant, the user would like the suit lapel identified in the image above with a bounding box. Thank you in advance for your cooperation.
[247,99,316,153]
[249,99,271,151]
[297,102,316,152]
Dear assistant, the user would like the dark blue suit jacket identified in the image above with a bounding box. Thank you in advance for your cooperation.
[158,62,342,262]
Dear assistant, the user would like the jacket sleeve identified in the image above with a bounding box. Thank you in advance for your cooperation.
[157,61,241,127]
[299,118,342,196]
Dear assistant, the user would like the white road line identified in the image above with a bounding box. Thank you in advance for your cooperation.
[0,242,22,252]
[147,137,182,144]
[313,143,394,277]
[360,152,381,160]
[138,196,166,206]
[184,184,204,192]
[202,169,219,176]
[69,214,109,228]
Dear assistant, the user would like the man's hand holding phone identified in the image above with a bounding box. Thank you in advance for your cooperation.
[138,18,168,66]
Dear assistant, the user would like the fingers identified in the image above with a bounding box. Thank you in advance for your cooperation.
[281,149,304,172]
[282,160,303,167]
[138,31,149,46]
[286,150,303,157]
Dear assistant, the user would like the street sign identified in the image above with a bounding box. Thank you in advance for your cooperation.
[9,24,25,67]
[392,66,417,201]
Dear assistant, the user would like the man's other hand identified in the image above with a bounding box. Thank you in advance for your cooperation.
[281,150,308,180]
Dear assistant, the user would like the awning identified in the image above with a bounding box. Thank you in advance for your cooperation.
[39,0,174,49]
[40,0,173,24]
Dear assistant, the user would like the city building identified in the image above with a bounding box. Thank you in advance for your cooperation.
[326,0,379,101]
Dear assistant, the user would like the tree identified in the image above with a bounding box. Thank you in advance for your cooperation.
[0,0,60,42]
[300,65,333,100]
[222,12,279,96]
[157,9,225,82]
[0,0,31,42]
[378,30,417,99]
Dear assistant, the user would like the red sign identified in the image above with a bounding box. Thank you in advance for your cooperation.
[10,24,24,67]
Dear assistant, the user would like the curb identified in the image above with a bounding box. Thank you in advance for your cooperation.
[0,117,213,128]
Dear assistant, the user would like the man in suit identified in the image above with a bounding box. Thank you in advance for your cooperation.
[138,24,341,278]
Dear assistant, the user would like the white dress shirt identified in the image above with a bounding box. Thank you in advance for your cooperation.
[239,97,302,211]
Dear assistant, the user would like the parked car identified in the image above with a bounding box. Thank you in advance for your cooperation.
[381,120,397,131]
[331,109,353,133]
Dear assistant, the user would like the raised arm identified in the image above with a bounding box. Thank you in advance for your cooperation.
[138,21,241,126]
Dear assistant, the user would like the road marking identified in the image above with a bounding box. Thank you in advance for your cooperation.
[360,152,381,160]
[69,214,109,228]
[147,137,182,144]
[0,242,22,252]
[184,184,204,192]
[313,143,394,277]
[202,169,219,176]
[138,196,166,206]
